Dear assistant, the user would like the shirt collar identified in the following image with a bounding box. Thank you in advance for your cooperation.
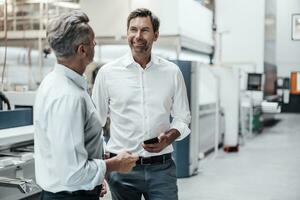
[121,53,160,69]
[54,63,88,90]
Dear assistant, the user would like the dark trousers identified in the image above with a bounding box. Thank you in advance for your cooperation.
[108,159,178,200]
[40,185,102,200]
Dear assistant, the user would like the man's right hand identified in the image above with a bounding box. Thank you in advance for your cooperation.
[105,151,138,173]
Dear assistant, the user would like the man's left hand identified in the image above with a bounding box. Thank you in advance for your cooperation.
[142,129,180,153]
[99,180,108,197]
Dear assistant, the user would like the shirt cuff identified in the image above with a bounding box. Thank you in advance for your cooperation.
[170,120,191,141]
[91,159,107,187]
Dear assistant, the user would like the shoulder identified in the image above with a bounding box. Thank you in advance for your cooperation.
[154,55,181,72]
[39,72,85,101]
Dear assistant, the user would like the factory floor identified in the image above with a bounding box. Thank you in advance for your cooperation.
[103,113,300,200]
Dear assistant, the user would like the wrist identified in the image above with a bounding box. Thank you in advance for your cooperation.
[165,129,180,144]
[105,157,120,172]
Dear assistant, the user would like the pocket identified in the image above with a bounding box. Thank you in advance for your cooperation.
[168,159,177,178]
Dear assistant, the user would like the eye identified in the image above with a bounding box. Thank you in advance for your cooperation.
[129,27,137,32]
[142,28,150,32]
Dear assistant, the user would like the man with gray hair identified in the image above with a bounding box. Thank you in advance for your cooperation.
[34,10,138,200]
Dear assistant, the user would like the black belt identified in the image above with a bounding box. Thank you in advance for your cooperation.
[109,153,172,165]
[44,185,102,196]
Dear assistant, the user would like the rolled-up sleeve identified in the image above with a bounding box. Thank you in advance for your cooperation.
[47,95,106,191]
[170,68,191,140]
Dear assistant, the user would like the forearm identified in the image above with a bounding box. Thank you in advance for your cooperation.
[170,119,191,140]
[165,129,181,145]
[104,152,138,174]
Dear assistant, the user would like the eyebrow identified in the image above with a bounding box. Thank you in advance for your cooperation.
[129,26,151,30]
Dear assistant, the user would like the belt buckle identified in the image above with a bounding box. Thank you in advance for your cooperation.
[140,157,152,165]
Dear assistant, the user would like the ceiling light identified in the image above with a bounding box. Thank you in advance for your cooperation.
[52,2,80,9]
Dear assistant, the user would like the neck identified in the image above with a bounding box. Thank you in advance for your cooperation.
[132,52,151,69]
[58,57,85,75]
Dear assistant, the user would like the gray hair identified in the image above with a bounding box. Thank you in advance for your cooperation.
[46,10,92,59]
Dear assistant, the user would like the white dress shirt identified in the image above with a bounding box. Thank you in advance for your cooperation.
[92,54,191,157]
[34,63,106,192]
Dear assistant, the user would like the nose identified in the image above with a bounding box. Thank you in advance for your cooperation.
[135,30,142,39]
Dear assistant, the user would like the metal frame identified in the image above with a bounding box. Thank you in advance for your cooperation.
[291,13,300,41]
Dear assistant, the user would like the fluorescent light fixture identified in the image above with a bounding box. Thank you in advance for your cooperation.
[52,2,80,9]
[265,18,275,26]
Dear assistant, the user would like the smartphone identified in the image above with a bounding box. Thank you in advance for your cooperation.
[143,137,159,144]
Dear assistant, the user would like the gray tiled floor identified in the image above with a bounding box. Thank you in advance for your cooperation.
[103,113,300,200]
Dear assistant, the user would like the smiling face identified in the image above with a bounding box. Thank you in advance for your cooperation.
[127,16,159,58]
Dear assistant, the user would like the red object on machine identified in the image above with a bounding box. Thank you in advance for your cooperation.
[290,72,300,95]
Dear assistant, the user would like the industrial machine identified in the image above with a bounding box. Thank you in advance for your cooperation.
[0,92,11,111]
[282,71,300,113]
[210,66,240,152]
[0,92,39,200]
[171,61,224,178]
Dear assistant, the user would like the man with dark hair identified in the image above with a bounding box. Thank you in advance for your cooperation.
[34,10,138,200]
[92,8,191,200]
[126,8,160,33]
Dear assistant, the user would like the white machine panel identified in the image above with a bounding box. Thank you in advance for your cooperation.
[211,66,240,147]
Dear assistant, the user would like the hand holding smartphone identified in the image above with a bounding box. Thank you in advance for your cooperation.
[143,137,159,144]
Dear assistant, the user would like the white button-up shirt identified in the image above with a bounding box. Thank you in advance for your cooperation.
[92,54,191,157]
[34,63,106,192]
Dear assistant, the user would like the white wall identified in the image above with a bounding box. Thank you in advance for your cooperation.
[178,0,213,45]
[130,0,179,35]
[81,0,213,45]
[276,0,300,77]
[215,0,265,73]
[80,0,129,37]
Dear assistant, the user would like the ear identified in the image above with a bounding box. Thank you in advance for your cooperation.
[154,31,159,41]
[76,44,86,56]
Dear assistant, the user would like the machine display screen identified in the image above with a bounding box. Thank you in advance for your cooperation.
[247,73,262,91]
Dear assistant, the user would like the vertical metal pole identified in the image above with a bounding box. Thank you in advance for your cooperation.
[13,2,16,31]
[176,37,181,60]
[214,74,220,157]
[210,69,220,159]
[218,33,222,64]
[1,0,8,91]
[38,1,43,84]
[249,92,253,135]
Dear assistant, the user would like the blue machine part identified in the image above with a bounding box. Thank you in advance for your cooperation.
[170,60,192,178]
[0,108,33,130]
